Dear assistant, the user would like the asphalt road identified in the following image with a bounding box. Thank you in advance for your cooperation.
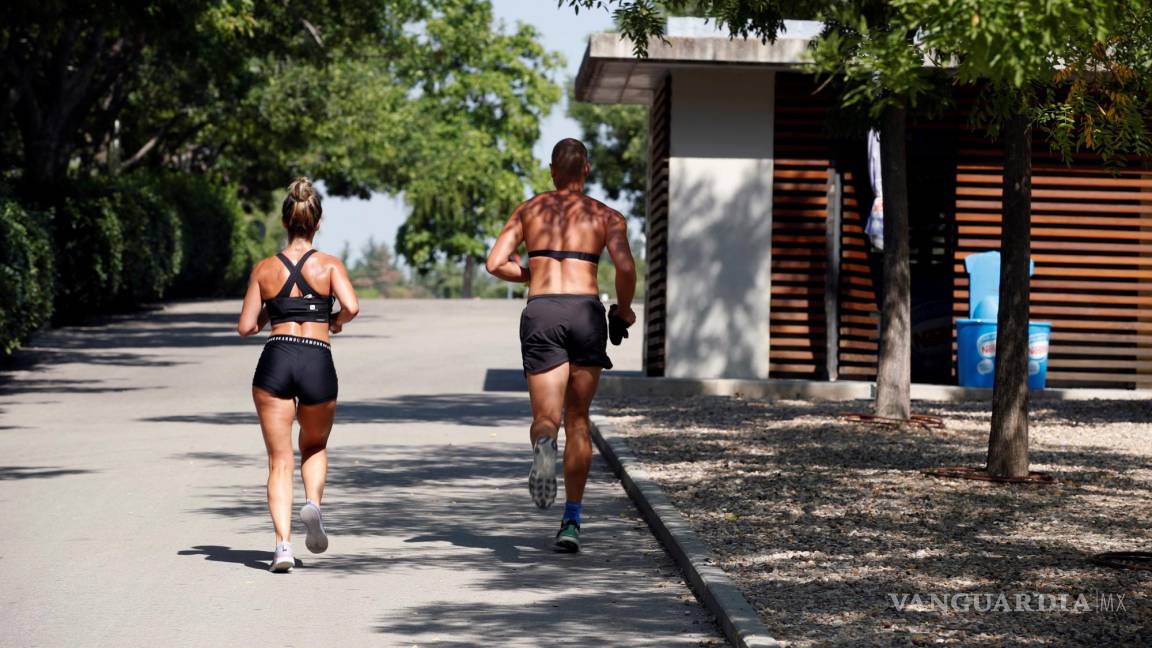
[0,299,721,647]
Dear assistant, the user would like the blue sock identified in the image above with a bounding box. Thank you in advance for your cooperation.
[563,501,582,525]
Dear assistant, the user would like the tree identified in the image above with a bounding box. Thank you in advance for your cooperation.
[908,0,1152,477]
[349,238,407,298]
[1,1,430,203]
[566,87,649,220]
[395,0,562,298]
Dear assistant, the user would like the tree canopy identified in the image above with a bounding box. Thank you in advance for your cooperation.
[396,0,562,284]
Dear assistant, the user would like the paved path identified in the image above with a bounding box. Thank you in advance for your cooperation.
[0,300,721,647]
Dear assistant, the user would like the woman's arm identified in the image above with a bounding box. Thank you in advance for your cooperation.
[328,258,359,334]
[237,263,266,336]
[485,210,530,283]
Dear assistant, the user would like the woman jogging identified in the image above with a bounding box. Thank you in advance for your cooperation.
[237,177,359,572]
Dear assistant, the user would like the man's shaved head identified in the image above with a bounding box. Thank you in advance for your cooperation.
[551,138,589,180]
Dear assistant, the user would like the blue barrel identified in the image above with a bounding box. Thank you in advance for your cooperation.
[1027,322,1051,390]
[956,319,1052,389]
[957,319,998,388]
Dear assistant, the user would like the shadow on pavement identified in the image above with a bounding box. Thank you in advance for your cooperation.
[0,466,94,480]
[145,393,529,427]
[482,368,527,392]
[177,545,303,571]
[184,440,712,642]
[0,379,154,396]
[0,306,259,381]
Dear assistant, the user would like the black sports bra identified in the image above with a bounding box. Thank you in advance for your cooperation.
[264,250,334,325]
[528,250,601,264]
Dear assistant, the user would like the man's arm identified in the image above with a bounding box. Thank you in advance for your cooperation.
[486,208,530,283]
[605,210,637,324]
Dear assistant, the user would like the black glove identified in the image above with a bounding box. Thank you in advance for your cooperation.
[608,304,631,346]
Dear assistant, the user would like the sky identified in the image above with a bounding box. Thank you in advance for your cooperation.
[313,0,621,264]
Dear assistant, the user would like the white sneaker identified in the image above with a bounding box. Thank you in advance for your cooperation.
[270,541,294,572]
[528,436,558,509]
[300,501,329,554]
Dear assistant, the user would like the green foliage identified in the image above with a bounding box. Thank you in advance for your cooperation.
[145,173,261,297]
[0,198,54,353]
[3,0,436,197]
[396,0,563,281]
[409,258,525,299]
[598,253,647,301]
[52,183,125,323]
[112,178,183,306]
[348,238,410,298]
[564,0,1152,158]
[566,85,649,220]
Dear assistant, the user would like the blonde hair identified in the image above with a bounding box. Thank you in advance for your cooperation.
[281,176,322,239]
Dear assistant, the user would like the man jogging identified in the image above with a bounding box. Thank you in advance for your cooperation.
[485,138,636,552]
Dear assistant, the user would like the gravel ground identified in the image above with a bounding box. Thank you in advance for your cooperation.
[598,395,1152,647]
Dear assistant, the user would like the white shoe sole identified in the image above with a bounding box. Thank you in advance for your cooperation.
[270,556,294,572]
[553,537,580,553]
[301,504,329,554]
[528,440,557,509]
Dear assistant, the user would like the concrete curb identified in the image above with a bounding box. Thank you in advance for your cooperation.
[599,375,1152,403]
[590,417,784,648]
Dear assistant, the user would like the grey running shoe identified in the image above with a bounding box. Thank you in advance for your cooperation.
[528,436,558,509]
[300,501,329,554]
[270,542,294,572]
[553,520,581,553]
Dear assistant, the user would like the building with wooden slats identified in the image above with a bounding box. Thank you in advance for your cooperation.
[576,19,1152,389]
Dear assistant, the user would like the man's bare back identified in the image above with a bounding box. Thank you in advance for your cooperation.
[487,189,635,317]
[516,190,625,296]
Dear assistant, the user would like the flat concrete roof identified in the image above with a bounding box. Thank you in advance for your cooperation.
[575,19,818,105]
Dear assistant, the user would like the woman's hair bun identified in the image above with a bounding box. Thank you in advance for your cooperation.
[288,176,314,202]
[281,176,322,239]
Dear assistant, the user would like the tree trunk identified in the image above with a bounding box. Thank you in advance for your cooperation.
[874,102,911,420]
[987,111,1032,478]
[462,255,475,299]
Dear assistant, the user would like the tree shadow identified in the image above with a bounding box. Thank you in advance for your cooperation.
[0,304,259,379]
[0,379,154,395]
[600,395,1152,645]
[143,394,529,427]
[0,466,94,480]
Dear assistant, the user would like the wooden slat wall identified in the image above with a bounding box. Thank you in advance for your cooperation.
[643,75,671,377]
[954,139,1152,388]
[771,73,832,378]
[838,165,881,380]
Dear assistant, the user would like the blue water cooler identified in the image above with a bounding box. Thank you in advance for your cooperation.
[955,252,1051,389]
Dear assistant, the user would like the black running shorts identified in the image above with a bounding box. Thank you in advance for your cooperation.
[252,335,338,405]
[520,294,613,375]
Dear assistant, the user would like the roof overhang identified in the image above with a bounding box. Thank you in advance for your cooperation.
[575,20,819,105]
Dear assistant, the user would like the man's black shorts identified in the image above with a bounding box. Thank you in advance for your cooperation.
[520,294,613,375]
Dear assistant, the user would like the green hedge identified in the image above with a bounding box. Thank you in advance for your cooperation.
[52,184,125,323]
[0,199,55,353]
[50,173,259,324]
[51,177,184,323]
[115,178,183,306]
[6,172,263,338]
[146,173,260,297]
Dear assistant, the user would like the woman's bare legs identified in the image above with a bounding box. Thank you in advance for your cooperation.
[297,400,336,505]
[253,387,296,543]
